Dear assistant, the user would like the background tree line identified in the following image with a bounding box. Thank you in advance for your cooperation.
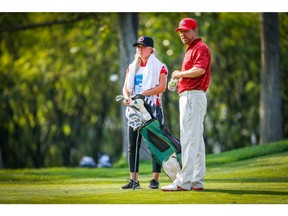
[0,12,287,168]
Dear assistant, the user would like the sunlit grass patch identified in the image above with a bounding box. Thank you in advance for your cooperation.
[0,140,287,204]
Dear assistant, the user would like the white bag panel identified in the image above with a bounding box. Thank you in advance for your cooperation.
[162,153,181,181]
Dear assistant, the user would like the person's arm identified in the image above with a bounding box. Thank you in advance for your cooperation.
[140,73,167,96]
[173,45,209,79]
[172,67,205,79]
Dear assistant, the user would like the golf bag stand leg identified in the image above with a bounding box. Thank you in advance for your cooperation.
[133,130,140,190]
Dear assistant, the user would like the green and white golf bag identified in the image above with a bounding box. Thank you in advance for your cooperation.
[127,94,182,181]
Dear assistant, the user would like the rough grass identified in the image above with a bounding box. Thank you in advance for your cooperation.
[0,140,287,205]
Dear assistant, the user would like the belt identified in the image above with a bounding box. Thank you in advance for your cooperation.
[179,90,205,96]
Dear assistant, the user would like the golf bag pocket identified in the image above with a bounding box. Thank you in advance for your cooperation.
[139,119,182,181]
[162,153,181,181]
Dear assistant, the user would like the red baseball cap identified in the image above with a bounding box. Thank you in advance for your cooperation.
[175,18,198,32]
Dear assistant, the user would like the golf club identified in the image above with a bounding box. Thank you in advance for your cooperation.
[116,95,125,101]
[133,130,140,190]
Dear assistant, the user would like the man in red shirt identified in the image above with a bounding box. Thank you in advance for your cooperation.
[162,18,211,191]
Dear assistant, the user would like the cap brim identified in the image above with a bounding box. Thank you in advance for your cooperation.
[175,26,192,32]
[133,42,147,47]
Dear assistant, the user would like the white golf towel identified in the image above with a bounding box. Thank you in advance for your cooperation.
[127,53,165,106]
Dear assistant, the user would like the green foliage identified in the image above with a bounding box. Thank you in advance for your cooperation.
[0,13,121,168]
[203,13,261,152]
[0,140,287,204]
[279,13,288,137]
[0,13,287,168]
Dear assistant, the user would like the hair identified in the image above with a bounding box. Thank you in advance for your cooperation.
[134,51,141,71]
[135,56,141,71]
[152,48,156,56]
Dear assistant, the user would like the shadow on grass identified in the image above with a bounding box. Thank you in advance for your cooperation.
[204,189,288,196]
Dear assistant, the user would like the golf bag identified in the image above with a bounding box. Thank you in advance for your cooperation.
[126,94,182,181]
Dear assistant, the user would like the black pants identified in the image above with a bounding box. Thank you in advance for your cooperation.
[128,106,163,173]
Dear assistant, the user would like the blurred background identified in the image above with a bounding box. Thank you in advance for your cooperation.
[0,12,287,168]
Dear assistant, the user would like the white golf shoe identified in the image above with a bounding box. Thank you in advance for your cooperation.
[161,183,187,191]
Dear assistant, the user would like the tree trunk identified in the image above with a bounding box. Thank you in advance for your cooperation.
[117,13,138,158]
[259,13,282,144]
[0,144,3,169]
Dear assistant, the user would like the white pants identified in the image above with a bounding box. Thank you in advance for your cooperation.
[174,90,207,190]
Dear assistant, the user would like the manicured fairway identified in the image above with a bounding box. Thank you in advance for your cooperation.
[1,142,287,204]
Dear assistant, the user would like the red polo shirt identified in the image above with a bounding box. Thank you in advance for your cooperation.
[177,38,211,93]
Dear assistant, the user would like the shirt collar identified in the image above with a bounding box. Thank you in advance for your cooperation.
[187,38,202,50]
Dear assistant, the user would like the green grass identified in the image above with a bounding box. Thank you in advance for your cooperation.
[0,140,288,204]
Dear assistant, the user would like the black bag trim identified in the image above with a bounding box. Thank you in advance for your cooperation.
[146,129,170,152]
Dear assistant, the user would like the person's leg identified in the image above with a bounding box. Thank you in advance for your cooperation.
[148,107,163,189]
[191,135,206,189]
[161,93,193,191]
[152,172,160,181]
[128,126,142,181]
[174,92,207,190]
[192,94,207,189]
[191,94,207,189]
[148,159,161,189]
[152,106,163,181]
[121,127,142,189]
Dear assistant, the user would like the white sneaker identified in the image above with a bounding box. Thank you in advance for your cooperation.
[161,183,187,191]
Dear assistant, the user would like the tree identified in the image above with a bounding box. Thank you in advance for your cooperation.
[116,13,138,158]
[0,145,3,169]
[259,13,283,144]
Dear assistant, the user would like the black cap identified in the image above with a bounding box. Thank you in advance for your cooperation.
[133,36,154,48]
